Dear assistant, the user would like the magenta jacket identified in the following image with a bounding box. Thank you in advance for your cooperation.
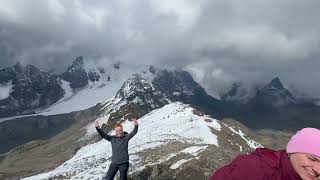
[211,148,302,180]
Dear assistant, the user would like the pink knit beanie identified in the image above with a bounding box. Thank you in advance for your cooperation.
[286,128,320,157]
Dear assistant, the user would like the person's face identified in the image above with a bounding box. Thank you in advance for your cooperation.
[290,153,320,180]
[115,126,123,137]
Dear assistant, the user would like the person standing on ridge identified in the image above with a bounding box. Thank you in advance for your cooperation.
[95,118,139,180]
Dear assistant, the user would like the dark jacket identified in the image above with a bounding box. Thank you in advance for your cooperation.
[96,124,138,164]
[211,148,301,180]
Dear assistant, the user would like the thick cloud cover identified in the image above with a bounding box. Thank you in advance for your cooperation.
[1,0,320,98]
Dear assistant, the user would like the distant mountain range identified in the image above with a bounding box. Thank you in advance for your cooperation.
[0,56,125,118]
[221,77,318,107]
[220,77,320,131]
[1,56,320,154]
[0,57,317,179]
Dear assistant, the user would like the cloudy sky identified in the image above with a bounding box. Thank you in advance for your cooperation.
[1,0,320,98]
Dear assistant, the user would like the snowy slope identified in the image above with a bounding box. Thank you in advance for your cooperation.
[0,80,14,100]
[38,62,132,115]
[38,80,122,115]
[0,79,122,121]
[24,102,261,180]
[35,64,162,116]
[0,64,158,122]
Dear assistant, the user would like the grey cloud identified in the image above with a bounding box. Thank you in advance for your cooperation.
[0,0,320,97]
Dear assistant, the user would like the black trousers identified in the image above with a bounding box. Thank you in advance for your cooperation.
[105,162,129,180]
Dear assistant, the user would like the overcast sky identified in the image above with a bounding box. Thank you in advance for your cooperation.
[1,0,320,98]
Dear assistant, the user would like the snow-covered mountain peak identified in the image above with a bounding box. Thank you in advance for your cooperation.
[117,73,169,107]
[98,72,169,119]
[264,77,285,91]
[116,74,153,99]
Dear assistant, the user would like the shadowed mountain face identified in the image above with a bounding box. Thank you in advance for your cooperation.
[221,78,320,131]
[221,77,297,107]
[0,57,109,118]
[0,63,65,118]
[250,77,296,108]
[61,56,89,89]
[152,70,224,118]
[60,56,101,89]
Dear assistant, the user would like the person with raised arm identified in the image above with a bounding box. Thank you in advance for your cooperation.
[95,118,138,180]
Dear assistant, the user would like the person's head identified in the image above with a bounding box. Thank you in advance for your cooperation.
[114,122,123,137]
[287,128,320,180]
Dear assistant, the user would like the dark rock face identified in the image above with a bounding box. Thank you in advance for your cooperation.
[0,63,65,118]
[152,70,199,102]
[152,70,223,118]
[0,67,16,84]
[113,62,120,69]
[87,71,100,82]
[61,56,89,89]
[250,77,296,108]
[61,56,102,87]
[149,65,156,74]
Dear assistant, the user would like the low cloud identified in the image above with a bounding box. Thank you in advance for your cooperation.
[1,0,319,97]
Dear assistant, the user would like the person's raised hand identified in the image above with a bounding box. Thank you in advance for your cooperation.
[132,118,138,126]
[95,120,100,128]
